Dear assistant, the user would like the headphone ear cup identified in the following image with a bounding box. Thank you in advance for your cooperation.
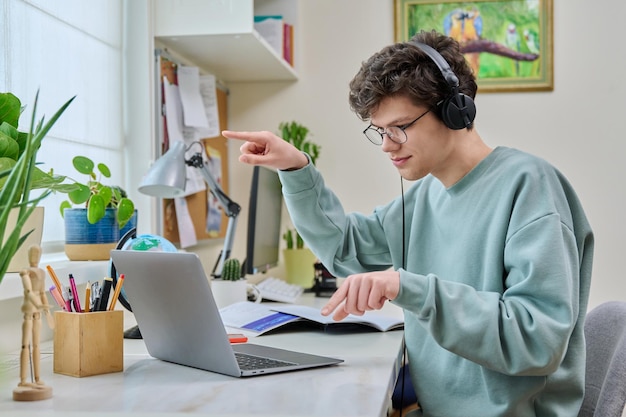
[440,93,477,130]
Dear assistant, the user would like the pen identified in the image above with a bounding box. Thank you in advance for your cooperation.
[98,277,113,311]
[61,285,72,312]
[68,274,82,313]
[49,286,67,311]
[46,265,64,295]
[108,274,124,311]
[67,285,75,312]
[84,281,91,313]
[91,281,101,312]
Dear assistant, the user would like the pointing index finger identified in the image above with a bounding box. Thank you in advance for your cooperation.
[321,280,349,317]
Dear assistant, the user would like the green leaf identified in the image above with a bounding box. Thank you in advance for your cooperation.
[60,201,72,218]
[68,183,91,204]
[51,183,80,193]
[97,162,111,178]
[0,132,19,160]
[98,185,113,207]
[116,198,135,229]
[0,92,21,128]
[72,156,94,175]
[87,194,105,224]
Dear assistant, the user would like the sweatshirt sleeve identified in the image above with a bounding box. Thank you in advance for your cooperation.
[278,161,393,277]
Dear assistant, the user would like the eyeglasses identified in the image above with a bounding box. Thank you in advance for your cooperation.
[362,109,431,146]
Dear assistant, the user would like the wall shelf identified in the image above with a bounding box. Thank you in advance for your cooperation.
[156,32,297,82]
[154,0,297,83]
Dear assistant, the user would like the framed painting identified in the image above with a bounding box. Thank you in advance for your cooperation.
[394,0,553,92]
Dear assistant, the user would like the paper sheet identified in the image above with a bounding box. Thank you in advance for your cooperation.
[163,76,206,196]
[194,74,220,139]
[177,66,210,128]
[204,145,223,237]
[163,77,184,143]
[174,197,198,249]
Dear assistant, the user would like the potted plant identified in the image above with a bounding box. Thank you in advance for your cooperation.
[60,156,137,261]
[211,258,248,308]
[278,121,320,288]
[0,91,75,282]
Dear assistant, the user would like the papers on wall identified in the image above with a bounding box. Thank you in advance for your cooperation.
[196,75,220,139]
[204,145,223,237]
[174,197,198,248]
[163,76,206,197]
[160,63,223,246]
[163,77,184,143]
[177,66,210,128]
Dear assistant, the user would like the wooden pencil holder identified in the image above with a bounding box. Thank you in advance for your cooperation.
[53,310,123,377]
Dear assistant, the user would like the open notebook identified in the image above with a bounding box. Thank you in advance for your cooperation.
[110,250,343,377]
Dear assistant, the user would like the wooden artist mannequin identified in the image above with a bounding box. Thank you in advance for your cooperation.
[13,245,54,401]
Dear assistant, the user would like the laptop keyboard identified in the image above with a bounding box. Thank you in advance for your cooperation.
[235,352,297,370]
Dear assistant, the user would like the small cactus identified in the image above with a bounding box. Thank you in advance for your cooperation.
[222,258,242,281]
[283,229,294,249]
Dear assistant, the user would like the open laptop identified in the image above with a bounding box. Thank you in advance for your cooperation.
[109,250,343,377]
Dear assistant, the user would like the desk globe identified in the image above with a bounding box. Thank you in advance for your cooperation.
[109,231,177,339]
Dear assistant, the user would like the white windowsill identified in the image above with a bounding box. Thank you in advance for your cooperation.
[0,248,109,301]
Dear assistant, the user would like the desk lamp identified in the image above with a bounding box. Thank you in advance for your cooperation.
[138,140,241,278]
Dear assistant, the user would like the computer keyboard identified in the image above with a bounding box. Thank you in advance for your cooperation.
[257,277,304,303]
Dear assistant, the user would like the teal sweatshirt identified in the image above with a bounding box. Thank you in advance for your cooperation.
[279,147,594,417]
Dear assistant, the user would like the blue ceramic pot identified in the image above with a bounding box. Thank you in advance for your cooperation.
[64,208,138,261]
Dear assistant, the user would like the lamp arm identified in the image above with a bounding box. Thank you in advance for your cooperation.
[187,153,241,219]
[188,152,241,278]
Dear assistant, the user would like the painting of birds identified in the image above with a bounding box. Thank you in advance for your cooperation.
[443,8,483,74]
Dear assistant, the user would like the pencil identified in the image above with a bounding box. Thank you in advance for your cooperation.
[46,265,64,296]
[84,281,91,313]
[108,274,125,311]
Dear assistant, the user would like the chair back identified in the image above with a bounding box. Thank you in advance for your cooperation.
[578,301,626,417]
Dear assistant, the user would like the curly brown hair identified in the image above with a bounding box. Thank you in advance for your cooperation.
[348,30,477,123]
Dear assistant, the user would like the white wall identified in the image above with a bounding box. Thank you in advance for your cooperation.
[222,0,626,310]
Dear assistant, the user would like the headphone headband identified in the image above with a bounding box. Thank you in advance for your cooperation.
[408,40,476,130]
[410,42,459,88]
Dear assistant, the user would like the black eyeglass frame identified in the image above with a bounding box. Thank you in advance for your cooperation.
[362,108,432,145]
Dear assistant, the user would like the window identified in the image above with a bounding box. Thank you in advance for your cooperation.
[0,0,124,248]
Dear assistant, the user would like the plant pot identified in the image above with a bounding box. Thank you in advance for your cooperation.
[211,279,260,309]
[283,248,317,289]
[64,208,138,261]
[4,206,45,272]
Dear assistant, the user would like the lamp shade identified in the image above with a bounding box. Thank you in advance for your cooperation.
[138,141,187,198]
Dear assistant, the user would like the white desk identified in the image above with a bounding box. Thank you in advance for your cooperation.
[0,295,405,417]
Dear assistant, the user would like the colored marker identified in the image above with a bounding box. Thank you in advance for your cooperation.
[49,286,67,311]
[68,274,82,312]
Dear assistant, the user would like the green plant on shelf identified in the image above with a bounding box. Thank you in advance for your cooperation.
[59,156,135,229]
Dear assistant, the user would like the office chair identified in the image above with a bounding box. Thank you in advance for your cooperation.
[577,301,626,417]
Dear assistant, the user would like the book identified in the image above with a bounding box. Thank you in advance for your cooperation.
[219,301,404,336]
[254,15,284,56]
[283,22,294,66]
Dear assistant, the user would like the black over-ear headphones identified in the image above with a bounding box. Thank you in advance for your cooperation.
[409,41,476,130]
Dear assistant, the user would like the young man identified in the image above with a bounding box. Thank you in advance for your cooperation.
[223,30,594,417]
